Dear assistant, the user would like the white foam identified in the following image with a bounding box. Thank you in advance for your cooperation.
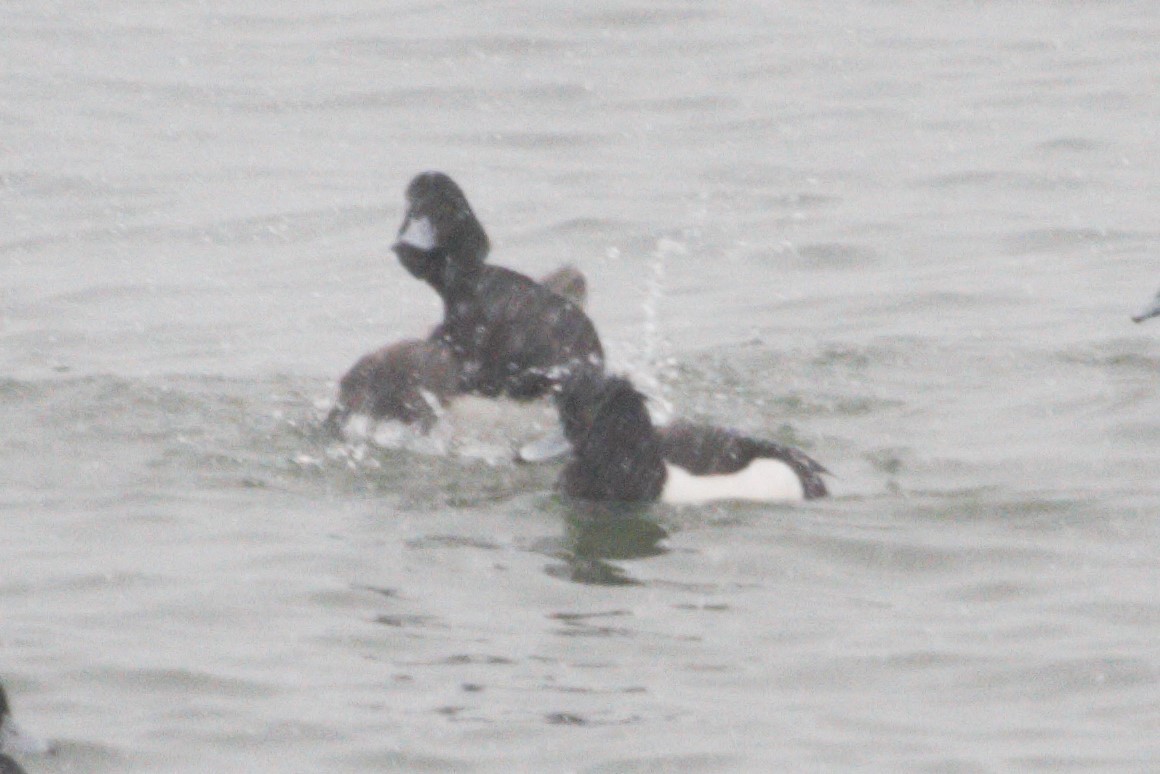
[398,215,436,250]
[442,396,557,462]
[331,396,559,464]
[660,458,805,504]
[331,412,447,458]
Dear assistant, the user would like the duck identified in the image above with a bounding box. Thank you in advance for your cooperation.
[325,338,457,436]
[0,682,47,774]
[1132,288,1160,323]
[0,753,23,774]
[554,371,829,503]
[325,266,591,447]
[392,171,604,400]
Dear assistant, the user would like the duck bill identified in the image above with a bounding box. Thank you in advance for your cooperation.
[516,427,573,463]
[1132,298,1160,324]
[392,241,440,283]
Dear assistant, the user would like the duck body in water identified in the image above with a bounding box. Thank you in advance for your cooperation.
[555,372,829,504]
[326,265,591,445]
[0,682,49,774]
[392,171,604,400]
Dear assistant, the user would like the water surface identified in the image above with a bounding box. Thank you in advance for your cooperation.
[2,1,1159,771]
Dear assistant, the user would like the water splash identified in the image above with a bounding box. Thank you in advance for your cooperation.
[322,394,560,467]
[629,236,690,425]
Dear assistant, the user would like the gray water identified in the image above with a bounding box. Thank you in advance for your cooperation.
[3,2,1159,771]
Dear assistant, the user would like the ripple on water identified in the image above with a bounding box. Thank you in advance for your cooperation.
[1003,227,1148,255]
[785,241,882,269]
[914,169,1092,192]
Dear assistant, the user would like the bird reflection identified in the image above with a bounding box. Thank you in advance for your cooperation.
[545,502,669,586]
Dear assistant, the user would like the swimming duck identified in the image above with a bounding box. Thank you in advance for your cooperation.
[325,265,590,441]
[0,752,24,774]
[554,371,829,503]
[393,172,604,400]
[0,682,46,774]
[325,339,457,436]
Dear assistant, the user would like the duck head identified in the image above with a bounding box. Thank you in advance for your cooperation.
[555,372,666,501]
[392,172,490,291]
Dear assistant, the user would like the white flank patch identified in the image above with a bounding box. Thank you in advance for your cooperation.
[398,215,436,250]
[661,459,805,504]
